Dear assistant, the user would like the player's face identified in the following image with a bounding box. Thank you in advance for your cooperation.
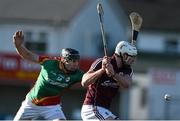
[65,59,80,71]
[122,53,136,65]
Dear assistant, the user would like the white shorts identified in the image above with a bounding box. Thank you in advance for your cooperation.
[81,105,118,120]
[13,97,66,120]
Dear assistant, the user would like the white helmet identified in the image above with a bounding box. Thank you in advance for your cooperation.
[115,41,137,56]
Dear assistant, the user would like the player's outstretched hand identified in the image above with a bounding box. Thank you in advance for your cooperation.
[13,31,24,47]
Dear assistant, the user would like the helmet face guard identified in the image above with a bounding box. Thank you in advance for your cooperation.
[115,41,137,65]
[64,54,80,61]
[61,48,80,62]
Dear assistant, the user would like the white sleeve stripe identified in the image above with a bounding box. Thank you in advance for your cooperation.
[91,58,103,70]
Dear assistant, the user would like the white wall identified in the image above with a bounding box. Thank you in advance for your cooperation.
[138,31,180,53]
[148,68,180,119]
[129,73,150,120]
[0,24,67,55]
[138,33,164,52]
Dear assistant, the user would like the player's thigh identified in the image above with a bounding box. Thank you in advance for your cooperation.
[40,105,66,120]
[81,105,117,120]
[96,106,117,120]
[14,101,39,120]
[81,105,105,120]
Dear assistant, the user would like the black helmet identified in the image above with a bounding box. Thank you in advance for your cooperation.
[61,48,80,61]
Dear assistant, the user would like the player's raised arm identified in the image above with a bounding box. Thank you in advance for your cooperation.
[13,31,39,63]
[81,58,107,87]
[81,68,105,87]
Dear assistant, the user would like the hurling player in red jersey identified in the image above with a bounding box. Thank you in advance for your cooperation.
[81,41,137,120]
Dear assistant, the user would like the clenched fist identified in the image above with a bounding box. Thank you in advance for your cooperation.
[13,31,24,47]
[102,56,115,77]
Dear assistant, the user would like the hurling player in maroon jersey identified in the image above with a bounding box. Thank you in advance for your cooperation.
[81,41,137,120]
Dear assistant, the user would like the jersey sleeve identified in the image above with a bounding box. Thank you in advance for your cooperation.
[124,66,133,77]
[38,55,61,65]
[89,58,102,71]
[38,55,50,64]
[71,70,84,85]
[77,70,84,81]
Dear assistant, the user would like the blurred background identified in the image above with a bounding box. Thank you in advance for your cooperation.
[0,0,180,120]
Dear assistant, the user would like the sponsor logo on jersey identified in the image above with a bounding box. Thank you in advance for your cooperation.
[45,71,71,87]
[65,77,70,82]
[101,80,119,88]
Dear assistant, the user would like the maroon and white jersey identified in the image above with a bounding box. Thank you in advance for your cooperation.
[83,55,133,109]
